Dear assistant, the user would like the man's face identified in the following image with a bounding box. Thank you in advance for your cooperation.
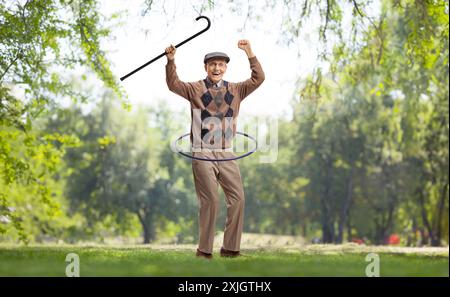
[204,58,227,84]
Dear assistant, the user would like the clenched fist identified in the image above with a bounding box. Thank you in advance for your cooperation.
[237,40,255,58]
[165,44,176,61]
[237,39,251,51]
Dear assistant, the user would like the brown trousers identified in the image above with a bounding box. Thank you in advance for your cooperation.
[192,151,245,254]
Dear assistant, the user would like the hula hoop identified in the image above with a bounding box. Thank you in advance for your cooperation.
[172,131,258,162]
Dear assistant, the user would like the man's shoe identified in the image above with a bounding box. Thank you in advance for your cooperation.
[196,249,213,259]
[220,247,241,258]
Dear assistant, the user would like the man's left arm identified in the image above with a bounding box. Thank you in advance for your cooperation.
[236,40,265,101]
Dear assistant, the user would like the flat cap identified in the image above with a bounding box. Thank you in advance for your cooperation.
[203,52,230,64]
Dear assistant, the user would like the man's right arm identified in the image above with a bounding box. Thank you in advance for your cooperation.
[165,45,194,101]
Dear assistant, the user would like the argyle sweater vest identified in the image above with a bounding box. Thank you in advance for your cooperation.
[166,56,265,149]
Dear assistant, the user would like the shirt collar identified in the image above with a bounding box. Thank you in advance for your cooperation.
[206,77,222,88]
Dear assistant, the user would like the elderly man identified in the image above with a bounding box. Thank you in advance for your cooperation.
[165,40,265,259]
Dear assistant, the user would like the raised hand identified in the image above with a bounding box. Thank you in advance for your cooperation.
[237,39,251,51]
[165,44,176,61]
[237,40,255,58]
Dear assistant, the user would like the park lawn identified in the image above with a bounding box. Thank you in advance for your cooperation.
[0,245,448,277]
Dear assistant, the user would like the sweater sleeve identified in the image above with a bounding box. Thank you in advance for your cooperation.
[165,59,195,101]
[237,56,265,101]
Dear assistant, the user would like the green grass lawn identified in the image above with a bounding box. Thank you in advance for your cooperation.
[0,244,448,277]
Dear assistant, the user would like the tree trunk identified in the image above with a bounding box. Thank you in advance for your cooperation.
[418,188,433,246]
[302,222,307,238]
[373,204,393,245]
[431,181,448,246]
[321,157,335,244]
[418,228,428,246]
[137,211,156,244]
[337,163,354,243]
[374,218,383,245]
[346,211,352,243]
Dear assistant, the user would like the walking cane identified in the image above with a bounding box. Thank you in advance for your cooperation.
[120,16,211,81]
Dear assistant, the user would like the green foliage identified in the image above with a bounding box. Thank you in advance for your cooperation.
[0,0,126,242]
[285,0,449,245]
